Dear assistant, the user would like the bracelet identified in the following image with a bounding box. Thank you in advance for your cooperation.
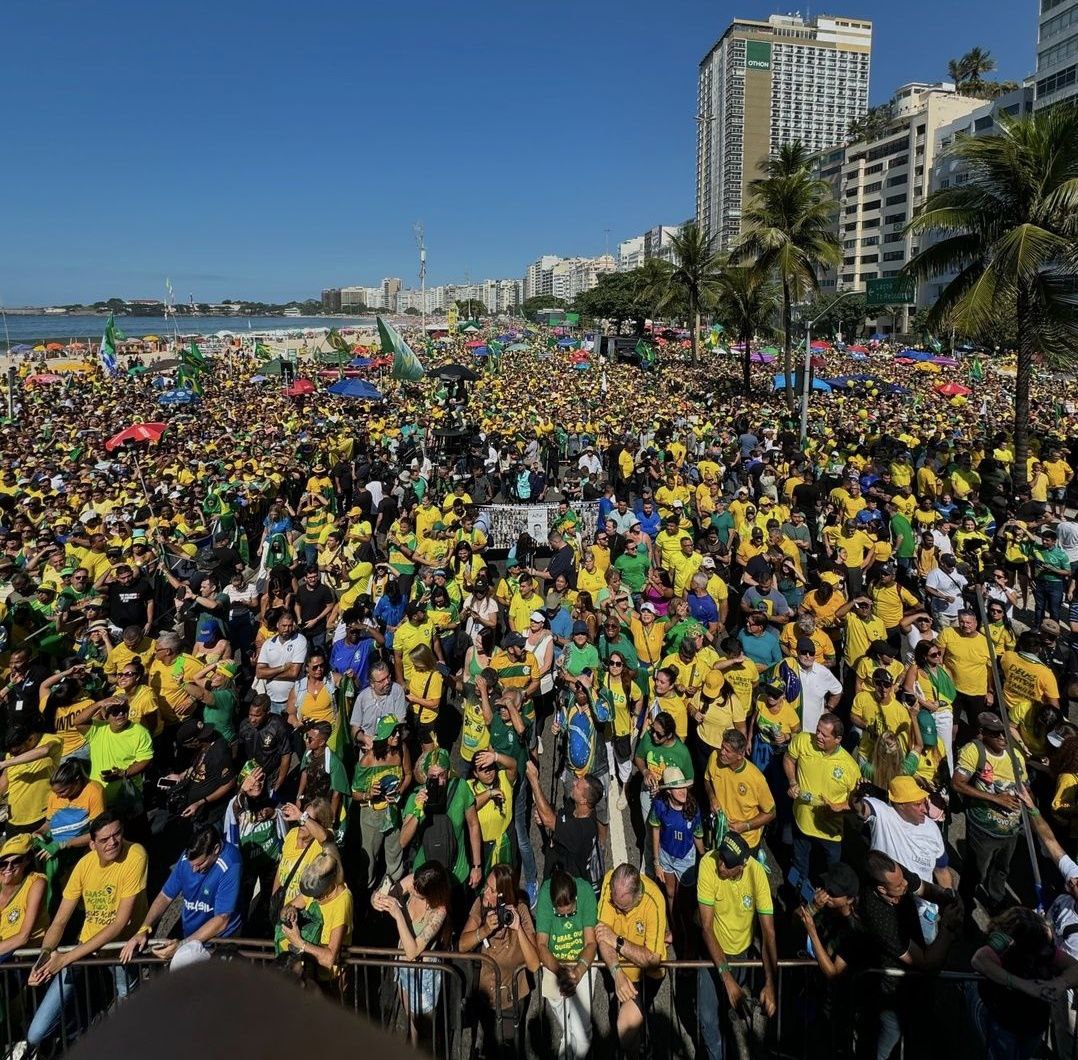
[717,962,732,974]
[137,925,153,936]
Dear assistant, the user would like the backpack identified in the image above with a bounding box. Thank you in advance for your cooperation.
[419,785,459,872]
[1049,894,1078,958]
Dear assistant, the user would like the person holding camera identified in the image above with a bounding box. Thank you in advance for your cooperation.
[459,862,540,1056]
[277,851,353,990]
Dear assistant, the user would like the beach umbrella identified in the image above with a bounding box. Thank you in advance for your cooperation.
[506,343,529,352]
[810,340,829,350]
[24,374,63,387]
[45,342,64,352]
[931,357,958,366]
[51,360,94,373]
[432,364,479,382]
[142,335,160,342]
[105,421,168,451]
[750,351,776,364]
[848,352,869,361]
[773,373,830,392]
[350,356,373,368]
[249,374,268,383]
[847,344,869,353]
[936,381,971,397]
[32,345,45,352]
[126,364,150,376]
[471,348,491,358]
[327,378,383,401]
[915,362,941,374]
[284,378,315,397]
[824,377,851,389]
[10,344,32,353]
[894,357,916,365]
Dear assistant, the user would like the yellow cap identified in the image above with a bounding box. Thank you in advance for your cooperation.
[888,775,926,805]
[702,669,726,699]
[0,834,32,859]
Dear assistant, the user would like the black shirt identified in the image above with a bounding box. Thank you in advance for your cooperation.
[105,578,153,628]
[546,545,577,589]
[861,868,925,995]
[547,808,601,889]
[183,737,236,805]
[238,715,293,781]
[296,582,336,634]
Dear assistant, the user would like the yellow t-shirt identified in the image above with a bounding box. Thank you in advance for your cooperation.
[652,691,688,741]
[64,842,148,944]
[837,530,872,567]
[394,620,436,683]
[870,584,918,629]
[149,653,202,724]
[469,770,514,848]
[843,613,887,667]
[0,872,47,946]
[854,691,913,759]
[276,829,325,905]
[704,756,775,849]
[787,731,859,841]
[802,590,845,630]
[577,566,607,599]
[601,678,644,739]
[597,870,667,981]
[722,660,760,718]
[408,668,445,725]
[6,734,63,826]
[938,627,990,696]
[51,697,93,758]
[1000,651,1059,756]
[697,853,772,956]
[1052,772,1078,840]
[103,639,156,680]
[754,699,801,745]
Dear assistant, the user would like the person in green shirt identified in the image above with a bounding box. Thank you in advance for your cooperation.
[633,710,694,870]
[613,540,650,595]
[184,661,239,742]
[399,748,482,889]
[72,694,154,813]
[886,501,917,575]
[563,623,600,678]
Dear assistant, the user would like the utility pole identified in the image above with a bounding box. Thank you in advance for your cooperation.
[414,223,426,335]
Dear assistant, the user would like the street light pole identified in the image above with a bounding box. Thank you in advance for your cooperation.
[800,289,859,442]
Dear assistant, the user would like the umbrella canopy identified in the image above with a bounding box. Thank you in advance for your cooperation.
[773,373,831,392]
[327,378,383,401]
[10,344,32,353]
[471,348,491,358]
[432,364,479,382]
[898,349,935,362]
[158,389,197,405]
[931,357,958,366]
[459,321,481,333]
[50,360,94,373]
[760,346,779,355]
[284,378,315,397]
[249,374,268,383]
[317,350,351,365]
[809,340,830,350]
[847,344,869,353]
[105,422,168,451]
[915,362,942,373]
[349,356,373,367]
[45,342,64,352]
[750,352,776,364]
[824,377,852,389]
[152,358,181,371]
[936,381,971,397]
[32,345,46,352]
[506,343,529,352]
[126,364,150,376]
[25,373,63,386]
[259,357,285,377]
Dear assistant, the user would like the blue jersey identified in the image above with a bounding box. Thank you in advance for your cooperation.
[648,798,701,860]
[163,841,243,938]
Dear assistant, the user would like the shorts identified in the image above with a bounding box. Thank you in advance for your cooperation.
[658,847,698,883]
[1049,487,1067,503]
[612,735,633,767]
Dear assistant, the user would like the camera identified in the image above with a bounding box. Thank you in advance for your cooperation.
[495,901,513,929]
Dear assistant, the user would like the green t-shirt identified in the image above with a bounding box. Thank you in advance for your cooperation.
[490,715,527,776]
[710,511,735,542]
[634,732,694,784]
[613,548,650,593]
[85,721,154,805]
[564,643,600,677]
[203,689,237,742]
[889,513,916,559]
[352,759,404,831]
[535,876,597,964]
[404,777,475,883]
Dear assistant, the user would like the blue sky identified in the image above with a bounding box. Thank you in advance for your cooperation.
[2,0,1037,304]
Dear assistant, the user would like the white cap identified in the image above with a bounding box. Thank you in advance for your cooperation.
[530,610,546,623]
[639,602,657,614]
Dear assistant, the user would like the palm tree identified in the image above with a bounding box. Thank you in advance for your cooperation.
[632,257,674,325]
[904,108,1078,481]
[948,47,1003,98]
[713,264,779,394]
[733,148,841,408]
[667,222,724,364]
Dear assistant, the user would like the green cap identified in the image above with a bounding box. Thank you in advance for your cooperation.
[374,714,402,741]
[215,661,239,681]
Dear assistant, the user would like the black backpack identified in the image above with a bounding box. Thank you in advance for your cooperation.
[419,784,459,872]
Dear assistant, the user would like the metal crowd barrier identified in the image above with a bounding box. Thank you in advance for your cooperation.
[0,944,1074,1059]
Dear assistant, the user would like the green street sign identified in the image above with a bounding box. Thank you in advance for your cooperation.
[745,41,772,71]
[866,276,916,307]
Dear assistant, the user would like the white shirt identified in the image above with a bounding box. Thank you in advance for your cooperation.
[365,480,383,508]
[925,567,967,619]
[865,796,945,881]
[903,625,936,664]
[257,632,309,703]
[798,663,843,732]
[930,529,954,556]
[1056,520,1078,564]
[578,453,602,476]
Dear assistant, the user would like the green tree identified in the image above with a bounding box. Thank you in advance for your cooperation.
[947,47,1018,99]
[573,272,648,333]
[847,103,895,143]
[904,108,1078,481]
[632,257,675,325]
[801,293,868,341]
[455,298,486,318]
[734,143,841,408]
[404,307,421,316]
[521,295,567,321]
[713,264,779,394]
[667,222,724,364]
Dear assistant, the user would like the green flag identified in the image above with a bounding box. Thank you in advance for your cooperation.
[181,340,208,372]
[969,357,984,383]
[177,365,204,396]
[378,317,425,381]
[254,340,272,360]
[635,339,656,366]
[326,329,352,358]
[98,314,124,376]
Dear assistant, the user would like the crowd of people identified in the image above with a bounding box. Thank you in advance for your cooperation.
[0,328,1075,1059]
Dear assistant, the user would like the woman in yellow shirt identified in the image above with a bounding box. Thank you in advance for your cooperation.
[287,652,344,759]
[0,835,47,957]
[406,645,445,755]
[279,852,354,983]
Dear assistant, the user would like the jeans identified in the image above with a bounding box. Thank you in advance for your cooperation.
[1033,579,1065,627]
[513,775,536,900]
[542,967,596,1059]
[28,964,139,1047]
[876,1006,902,1060]
[697,959,749,1060]
[792,831,841,884]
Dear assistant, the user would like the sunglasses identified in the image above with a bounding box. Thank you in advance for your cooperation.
[608,661,624,669]
[0,859,23,871]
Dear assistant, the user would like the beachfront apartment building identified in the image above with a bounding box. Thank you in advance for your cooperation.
[695,13,872,250]
[617,236,645,272]
[616,226,684,272]
[816,81,989,335]
[1036,0,1078,108]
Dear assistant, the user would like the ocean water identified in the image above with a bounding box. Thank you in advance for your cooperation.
[0,314,377,345]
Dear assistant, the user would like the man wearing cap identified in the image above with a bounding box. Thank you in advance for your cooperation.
[835,594,888,671]
[506,573,544,635]
[789,637,842,734]
[696,831,777,1059]
[72,692,154,814]
[999,630,1061,759]
[595,862,667,1053]
[490,634,541,736]
[796,862,867,982]
[705,729,775,854]
[784,714,859,882]
[853,776,951,888]
[953,712,1030,915]
[563,621,600,678]
[392,601,439,687]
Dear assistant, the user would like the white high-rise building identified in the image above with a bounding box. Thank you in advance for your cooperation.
[618,236,645,272]
[1036,0,1078,108]
[523,255,562,300]
[696,13,872,249]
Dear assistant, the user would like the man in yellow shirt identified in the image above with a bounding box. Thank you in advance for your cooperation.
[27,814,148,1045]
[0,727,64,831]
[1043,447,1074,516]
[391,602,439,685]
[704,730,775,851]
[835,596,887,668]
[999,632,1060,758]
[103,627,156,682]
[937,610,992,724]
[148,631,203,724]
[595,863,666,1053]
[697,833,778,1046]
[784,714,859,883]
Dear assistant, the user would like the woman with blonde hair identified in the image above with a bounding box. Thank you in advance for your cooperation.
[278,850,353,990]
[406,644,444,755]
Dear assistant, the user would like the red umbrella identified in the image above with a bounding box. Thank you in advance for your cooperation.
[936,382,971,397]
[25,373,63,386]
[284,378,315,397]
[105,422,168,451]
[848,344,869,353]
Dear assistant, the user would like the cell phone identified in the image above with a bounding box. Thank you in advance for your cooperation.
[787,866,816,906]
[156,777,178,791]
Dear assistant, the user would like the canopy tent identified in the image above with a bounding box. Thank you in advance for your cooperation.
[824,376,852,389]
[459,321,481,333]
[773,373,831,392]
[158,389,198,405]
[760,346,779,355]
[914,362,942,373]
[10,344,32,353]
[432,364,480,381]
[49,360,94,373]
[283,378,316,397]
[327,378,383,401]
[258,357,286,377]
[105,422,168,451]
[24,374,63,386]
[506,343,529,352]
[897,349,935,362]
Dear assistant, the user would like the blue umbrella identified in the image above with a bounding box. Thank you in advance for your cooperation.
[557,338,578,348]
[471,347,490,358]
[773,373,831,392]
[824,376,852,389]
[250,374,268,383]
[848,352,869,361]
[327,378,382,401]
[10,344,33,353]
[898,349,935,362]
[158,389,197,405]
[349,356,372,367]
[496,334,515,344]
